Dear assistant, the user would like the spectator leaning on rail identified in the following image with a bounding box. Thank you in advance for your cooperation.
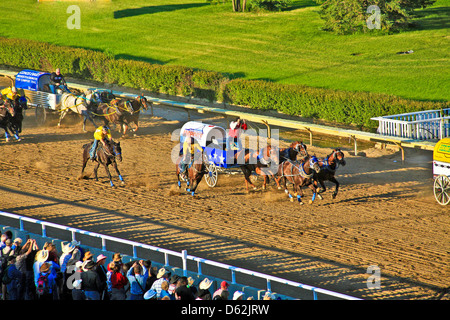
[126,260,149,300]
[49,68,71,94]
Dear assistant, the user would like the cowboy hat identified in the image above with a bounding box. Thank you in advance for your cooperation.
[36,250,49,263]
[96,254,107,263]
[83,251,93,261]
[144,289,157,300]
[70,240,81,247]
[233,291,244,300]
[75,261,83,270]
[82,260,95,271]
[40,262,50,273]
[61,242,76,254]
[157,267,170,279]
[199,278,212,290]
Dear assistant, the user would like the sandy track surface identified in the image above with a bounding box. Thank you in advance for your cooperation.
[0,102,448,300]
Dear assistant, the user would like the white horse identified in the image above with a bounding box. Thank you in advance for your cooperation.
[58,92,98,132]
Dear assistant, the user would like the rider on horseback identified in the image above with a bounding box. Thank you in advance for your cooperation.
[179,136,202,179]
[90,125,113,161]
[1,86,20,104]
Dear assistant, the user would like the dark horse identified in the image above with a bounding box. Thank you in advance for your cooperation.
[95,98,134,135]
[0,100,16,142]
[122,95,150,134]
[236,144,281,192]
[279,141,308,162]
[80,140,124,187]
[176,154,207,197]
[316,148,346,199]
[277,155,321,205]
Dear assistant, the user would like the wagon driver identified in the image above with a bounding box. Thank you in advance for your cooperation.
[90,125,114,161]
[179,135,203,179]
[227,117,247,151]
[50,68,71,94]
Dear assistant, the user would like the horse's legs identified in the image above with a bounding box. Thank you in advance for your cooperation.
[112,160,124,184]
[58,110,68,127]
[93,162,101,181]
[329,176,340,199]
[103,164,114,187]
[307,181,318,204]
[189,178,199,197]
[80,153,89,179]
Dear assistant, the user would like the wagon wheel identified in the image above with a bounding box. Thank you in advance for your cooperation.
[434,174,450,206]
[35,105,47,126]
[204,162,218,187]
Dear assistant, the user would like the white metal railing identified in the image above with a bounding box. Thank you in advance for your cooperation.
[0,211,362,300]
[371,109,450,140]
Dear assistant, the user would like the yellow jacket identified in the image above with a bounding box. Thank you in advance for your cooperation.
[1,87,20,100]
[183,139,202,155]
[94,126,112,141]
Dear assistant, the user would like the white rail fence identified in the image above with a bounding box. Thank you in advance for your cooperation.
[371,109,450,140]
[0,211,361,300]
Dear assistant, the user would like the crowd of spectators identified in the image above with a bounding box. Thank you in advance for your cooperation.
[0,230,278,301]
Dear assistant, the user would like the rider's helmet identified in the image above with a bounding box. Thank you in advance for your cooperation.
[102,125,109,131]
[11,86,17,93]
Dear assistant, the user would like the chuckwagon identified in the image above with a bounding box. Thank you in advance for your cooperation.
[179,121,244,187]
[433,137,450,205]
[14,69,63,125]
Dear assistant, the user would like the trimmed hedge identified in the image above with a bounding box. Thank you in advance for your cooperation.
[223,79,449,129]
[0,37,447,130]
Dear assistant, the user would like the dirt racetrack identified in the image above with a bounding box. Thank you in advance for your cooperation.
[0,93,448,300]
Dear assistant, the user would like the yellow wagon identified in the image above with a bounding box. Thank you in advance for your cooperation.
[433,138,450,205]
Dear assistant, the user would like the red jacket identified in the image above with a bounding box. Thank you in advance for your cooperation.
[108,264,128,289]
[229,122,247,138]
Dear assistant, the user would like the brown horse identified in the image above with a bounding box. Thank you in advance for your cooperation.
[176,154,207,197]
[95,98,134,135]
[236,144,281,192]
[316,149,346,199]
[277,155,321,205]
[80,140,124,187]
[122,95,150,133]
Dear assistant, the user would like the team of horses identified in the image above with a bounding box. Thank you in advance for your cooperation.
[176,139,346,203]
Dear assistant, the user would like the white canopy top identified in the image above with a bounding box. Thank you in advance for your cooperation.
[180,121,227,147]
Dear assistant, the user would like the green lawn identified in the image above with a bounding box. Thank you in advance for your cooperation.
[0,0,448,101]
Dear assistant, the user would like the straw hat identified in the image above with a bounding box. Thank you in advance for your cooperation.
[199,278,212,290]
[40,262,50,273]
[83,251,93,261]
[157,267,170,279]
[233,291,244,300]
[36,250,49,263]
[61,242,76,254]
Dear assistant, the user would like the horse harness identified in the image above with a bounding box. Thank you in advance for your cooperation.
[280,158,316,179]
[319,150,341,173]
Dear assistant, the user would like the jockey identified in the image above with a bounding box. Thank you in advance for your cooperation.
[90,125,113,160]
[1,86,19,102]
[50,68,71,94]
[179,136,202,179]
